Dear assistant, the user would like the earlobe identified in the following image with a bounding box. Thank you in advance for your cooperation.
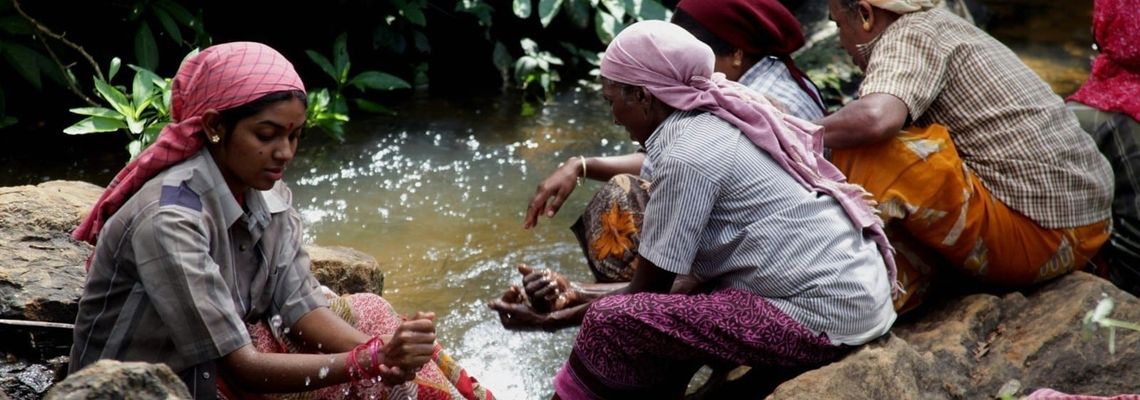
[732,49,744,68]
[201,110,224,144]
[860,3,874,31]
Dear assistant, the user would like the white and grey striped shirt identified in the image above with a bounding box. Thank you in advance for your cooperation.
[639,110,896,346]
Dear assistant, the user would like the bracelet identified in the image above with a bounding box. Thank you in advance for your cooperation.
[346,336,385,385]
[577,155,588,187]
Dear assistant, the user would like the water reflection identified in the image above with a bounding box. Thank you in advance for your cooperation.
[288,89,634,399]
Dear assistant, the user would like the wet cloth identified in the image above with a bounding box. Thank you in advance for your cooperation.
[1067,0,1140,124]
[227,293,494,400]
[70,150,328,398]
[552,289,845,399]
[1069,103,1140,296]
[600,20,898,293]
[831,124,1111,312]
[856,8,1113,229]
[74,41,305,245]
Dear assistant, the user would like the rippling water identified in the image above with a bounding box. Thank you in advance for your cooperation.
[288,89,635,399]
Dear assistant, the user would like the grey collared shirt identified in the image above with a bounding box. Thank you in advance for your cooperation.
[70,150,327,384]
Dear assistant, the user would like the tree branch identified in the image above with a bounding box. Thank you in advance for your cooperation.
[12,0,105,82]
[36,34,99,106]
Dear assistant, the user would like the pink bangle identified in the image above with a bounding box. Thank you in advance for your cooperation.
[346,336,385,385]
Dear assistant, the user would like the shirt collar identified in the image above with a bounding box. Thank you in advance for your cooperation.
[199,149,276,231]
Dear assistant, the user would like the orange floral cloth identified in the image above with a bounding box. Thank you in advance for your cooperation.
[571,174,651,283]
[831,124,1110,313]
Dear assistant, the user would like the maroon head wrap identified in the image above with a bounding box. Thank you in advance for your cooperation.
[73,42,305,246]
[1068,0,1140,123]
[675,0,824,113]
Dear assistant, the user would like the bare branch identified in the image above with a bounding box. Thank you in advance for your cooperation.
[36,34,99,106]
[12,0,105,82]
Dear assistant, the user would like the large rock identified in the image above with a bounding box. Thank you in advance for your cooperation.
[43,360,190,400]
[0,181,99,323]
[769,272,1140,399]
[305,245,385,296]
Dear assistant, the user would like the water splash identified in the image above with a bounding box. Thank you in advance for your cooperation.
[319,366,330,379]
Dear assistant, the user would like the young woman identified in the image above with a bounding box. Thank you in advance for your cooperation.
[69,42,492,400]
[545,21,897,398]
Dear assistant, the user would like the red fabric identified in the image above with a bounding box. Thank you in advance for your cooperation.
[675,0,825,113]
[1068,0,1140,123]
[73,42,305,246]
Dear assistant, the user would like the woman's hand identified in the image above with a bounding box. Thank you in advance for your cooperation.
[518,264,578,312]
[523,157,583,229]
[488,285,553,330]
[375,311,436,384]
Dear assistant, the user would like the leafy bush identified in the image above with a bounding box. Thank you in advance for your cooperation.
[305,33,410,141]
[64,57,173,158]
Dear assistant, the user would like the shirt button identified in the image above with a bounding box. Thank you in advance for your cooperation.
[239,244,248,251]
[202,371,211,379]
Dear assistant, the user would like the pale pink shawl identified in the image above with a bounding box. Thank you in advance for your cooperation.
[601,20,899,295]
[73,42,306,245]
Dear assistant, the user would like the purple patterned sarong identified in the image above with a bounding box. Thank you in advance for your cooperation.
[554,288,845,399]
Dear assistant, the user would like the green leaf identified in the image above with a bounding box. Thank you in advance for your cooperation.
[635,0,669,21]
[412,31,430,53]
[94,78,134,117]
[2,43,43,90]
[594,10,619,44]
[520,38,539,55]
[512,0,531,19]
[128,64,165,88]
[538,0,563,27]
[306,50,339,83]
[401,4,427,26]
[348,71,410,91]
[492,41,513,78]
[0,15,32,35]
[562,0,590,29]
[152,7,184,44]
[143,123,165,144]
[354,98,394,115]
[454,0,494,26]
[64,116,128,135]
[128,140,143,158]
[155,0,195,26]
[601,0,625,20]
[332,33,350,81]
[134,22,159,70]
[132,71,155,113]
[108,57,122,81]
[69,107,123,119]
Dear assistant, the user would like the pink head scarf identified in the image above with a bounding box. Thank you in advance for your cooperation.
[1068,0,1140,123]
[73,41,306,245]
[601,20,899,295]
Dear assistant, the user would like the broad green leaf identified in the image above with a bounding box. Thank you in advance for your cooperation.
[636,0,669,21]
[128,140,143,158]
[2,43,42,90]
[152,7,184,44]
[454,0,493,26]
[155,0,194,26]
[132,71,155,113]
[306,50,339,83]
[492,41,513,78]
[125,113,145,134]
[143,123,165,144]
[64,116,128,135]
[128,64,165,88]
[562,0,590,29]
[600,0,625,20]
[412,31,430,53]
[69,107,123,119]
[354,98,394,115]
[0,15,32,35]
[512,0,531,19]
[594,10,619,44]
[333,33,350,78]
[538,0,563,27]
[349,71,410,91]
[109,57,122,81]
[94,78,134,117]
[520,38,539,55]
[401,4,427,26]
[514,56,539,84]
[134,22,159,70]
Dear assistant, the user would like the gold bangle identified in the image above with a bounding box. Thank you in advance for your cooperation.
[579,156,588,179]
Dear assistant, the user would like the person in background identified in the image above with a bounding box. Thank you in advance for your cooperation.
[70,42,493,400]
[542,20,896,398]
[821,0,1113,312]
[503,0,828,327]
[1067,0,1140,297]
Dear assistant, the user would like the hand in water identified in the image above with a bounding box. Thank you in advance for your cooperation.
[488,285,549,330]
[378,311,435,384]
[523,158,582,229]
[518,264,577,312]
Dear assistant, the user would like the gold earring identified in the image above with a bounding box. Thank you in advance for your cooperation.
[862,19,872,31]
[733,59,742,67]
[208,135,220,144]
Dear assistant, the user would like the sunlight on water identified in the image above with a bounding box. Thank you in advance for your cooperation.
[288,89,634,399]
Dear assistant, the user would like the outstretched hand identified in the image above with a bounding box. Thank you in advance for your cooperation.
[523,158,582,229]
[518,264,577,312]
[488,285,551,330]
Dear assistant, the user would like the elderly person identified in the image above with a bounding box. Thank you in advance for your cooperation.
[1067,0,1140,296]
[821,0,1114,311]
[548,21,897,399]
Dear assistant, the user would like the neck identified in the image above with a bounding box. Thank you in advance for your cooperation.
[207,146,248,206]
